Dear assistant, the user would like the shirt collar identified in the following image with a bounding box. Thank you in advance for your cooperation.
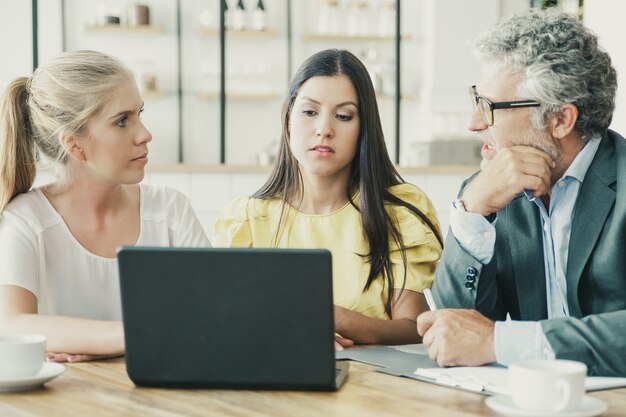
[562,134,601,184]
[523,134,601,202]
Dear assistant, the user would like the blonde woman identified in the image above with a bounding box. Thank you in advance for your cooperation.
[0,50,210,362]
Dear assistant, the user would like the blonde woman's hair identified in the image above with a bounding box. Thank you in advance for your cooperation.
[0,50,134,212]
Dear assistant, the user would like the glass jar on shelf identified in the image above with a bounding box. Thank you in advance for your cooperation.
[96,1,121,26]
[127,4,150,28]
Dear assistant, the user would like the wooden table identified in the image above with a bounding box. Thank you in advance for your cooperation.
[1,359,625,417]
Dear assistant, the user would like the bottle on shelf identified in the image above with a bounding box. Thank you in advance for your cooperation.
[251,0,267,31]
[317,0,341,35]
[380,58,396,97]
[232,0,246,31]
[378,0,396,37]
[346,1,359,36]
[257,140,279,166]
[363,44,382,93]
[200,59,219,93]
[135,60,160,96]
[198,8,214,29]
[347,1,370,37]
[224,0,232,30]
[357,2,370,36]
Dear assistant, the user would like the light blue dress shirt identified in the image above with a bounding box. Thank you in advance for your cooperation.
[449,137,601,365]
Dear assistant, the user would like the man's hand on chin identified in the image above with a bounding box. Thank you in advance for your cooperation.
[417,309,497,367]
[462,146,555,216]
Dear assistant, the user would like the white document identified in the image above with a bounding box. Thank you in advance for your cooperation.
[414,366,626,395]
[388,344,430,355]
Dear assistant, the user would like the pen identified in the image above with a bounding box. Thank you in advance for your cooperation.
[424,288,438,311]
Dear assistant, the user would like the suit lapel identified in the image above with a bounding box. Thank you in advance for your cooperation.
[566,134,616,318]
[505,196,548,320]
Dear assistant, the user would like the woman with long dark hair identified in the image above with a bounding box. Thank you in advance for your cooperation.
[214,49,442,346]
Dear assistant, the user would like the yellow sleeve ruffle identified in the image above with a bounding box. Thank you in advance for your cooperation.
[387,184,443,292]
[212,197,253,248]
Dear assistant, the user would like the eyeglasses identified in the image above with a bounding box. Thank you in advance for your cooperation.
[469,85,540,126]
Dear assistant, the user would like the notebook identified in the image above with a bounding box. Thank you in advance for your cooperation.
[117,247,349,391]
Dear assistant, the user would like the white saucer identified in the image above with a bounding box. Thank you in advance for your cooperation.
[0,362,65,392]
[486,395,608,417]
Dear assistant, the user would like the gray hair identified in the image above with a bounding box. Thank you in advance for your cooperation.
[0,50,134,210]
[473,8,617,142]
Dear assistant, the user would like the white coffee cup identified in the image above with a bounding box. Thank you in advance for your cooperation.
[509,359,587,413]
[0,334,46,379]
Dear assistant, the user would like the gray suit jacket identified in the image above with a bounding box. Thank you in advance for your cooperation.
[433,130,626,377]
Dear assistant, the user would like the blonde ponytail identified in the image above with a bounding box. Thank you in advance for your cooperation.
[0,77,36,212]
[0,50,135,212]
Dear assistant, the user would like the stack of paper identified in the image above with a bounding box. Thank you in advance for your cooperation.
[336,344,626,395]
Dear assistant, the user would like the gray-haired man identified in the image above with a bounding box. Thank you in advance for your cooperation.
[418,8,626,377]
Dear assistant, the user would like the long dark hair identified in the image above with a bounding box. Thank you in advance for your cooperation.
[254,49,443,317]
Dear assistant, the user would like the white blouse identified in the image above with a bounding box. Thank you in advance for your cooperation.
[0,184,211,320]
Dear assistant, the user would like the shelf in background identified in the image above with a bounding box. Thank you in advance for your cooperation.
[196,91,280,101]
[302,32,411,42]
[85,24,165,34]
[196,28,277,39]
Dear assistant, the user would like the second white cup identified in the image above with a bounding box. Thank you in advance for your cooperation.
[509,359,587,413]
[0,334,46,379]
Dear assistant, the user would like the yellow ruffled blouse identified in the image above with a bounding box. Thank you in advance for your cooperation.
[212,183,442,320]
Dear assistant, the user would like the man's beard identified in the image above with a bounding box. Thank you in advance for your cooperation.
[520,128,560,162]
[520,128,562,185]
[479,128,562,183]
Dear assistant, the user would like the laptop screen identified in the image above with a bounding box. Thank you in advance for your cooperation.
[118,247,338,390]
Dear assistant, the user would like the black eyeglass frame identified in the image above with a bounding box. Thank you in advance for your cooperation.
[469,85,541,126]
